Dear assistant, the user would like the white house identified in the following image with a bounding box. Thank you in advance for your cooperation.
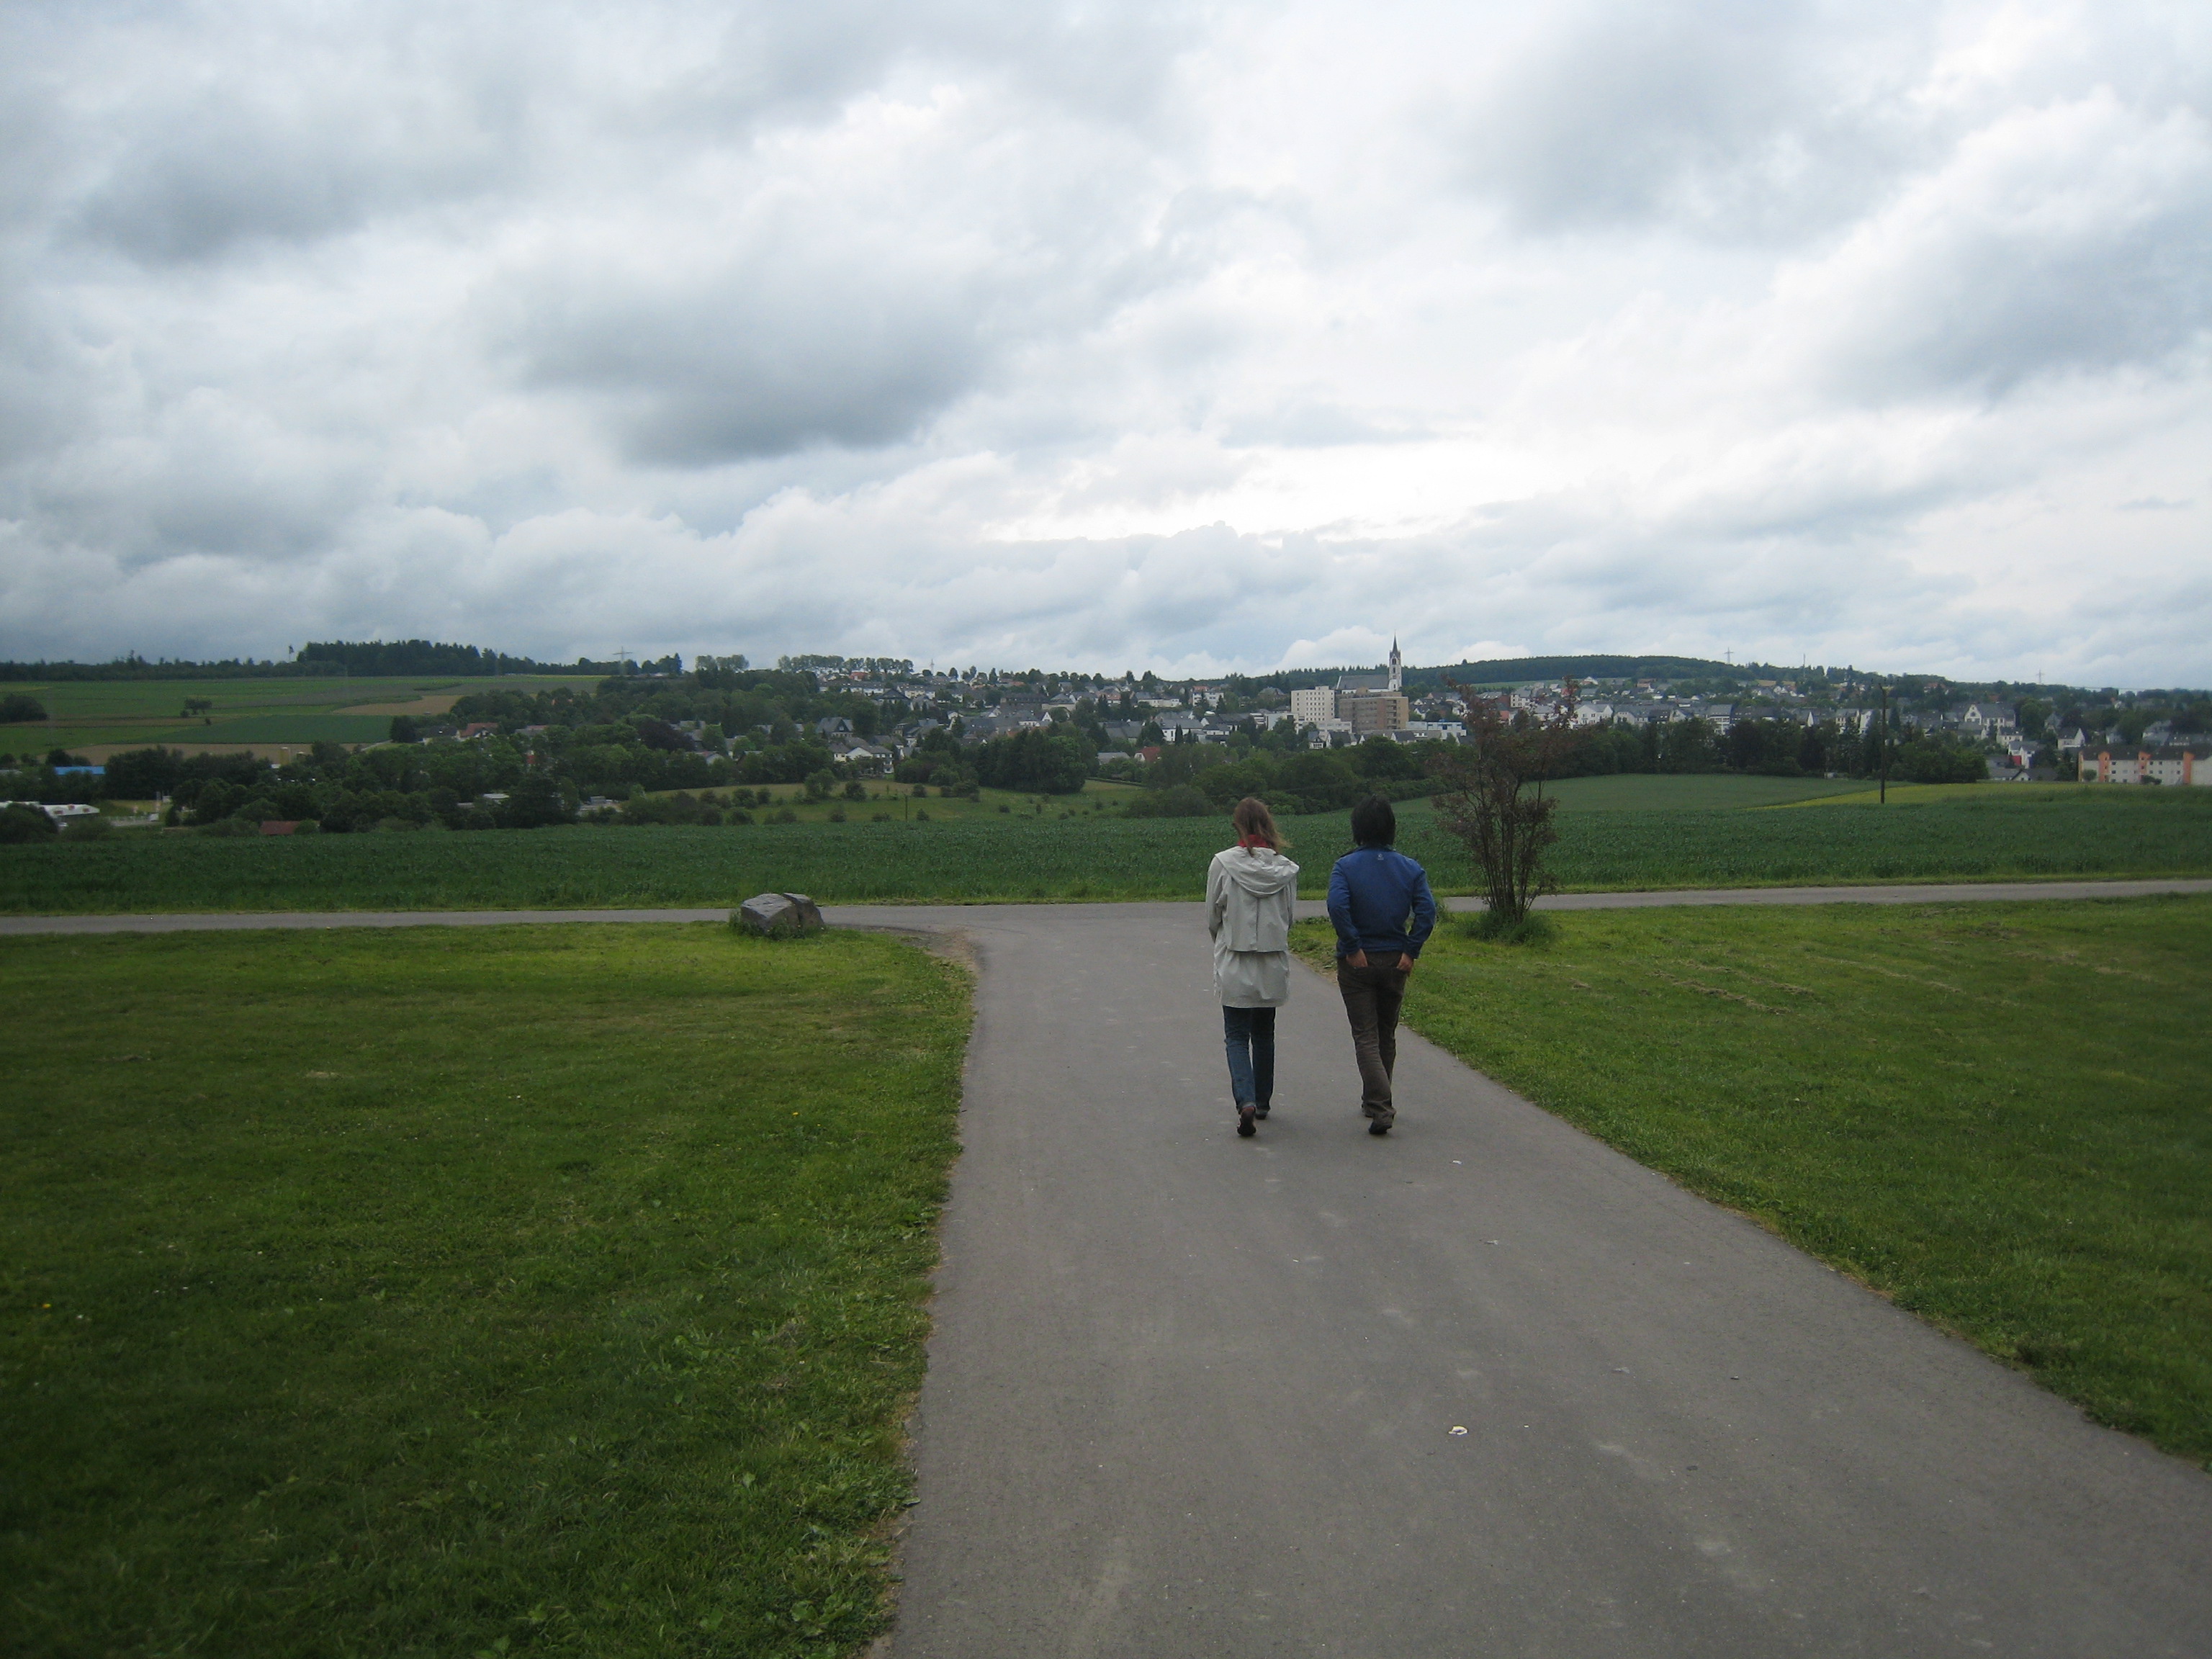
[1959,702,2020,741]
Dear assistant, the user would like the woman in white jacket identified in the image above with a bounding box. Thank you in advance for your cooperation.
[1208,797,1300,1138]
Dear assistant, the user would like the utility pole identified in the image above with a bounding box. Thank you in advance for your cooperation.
[1879,683,1889,804]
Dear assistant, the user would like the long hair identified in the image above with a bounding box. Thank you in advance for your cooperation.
[1231,796,1287,850]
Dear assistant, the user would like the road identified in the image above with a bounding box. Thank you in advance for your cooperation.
[5,884,2209,1652]
[1,875,2206,935]
[869,900,2211,1658]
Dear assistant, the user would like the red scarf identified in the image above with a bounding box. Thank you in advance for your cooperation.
[1237,834,1274,850]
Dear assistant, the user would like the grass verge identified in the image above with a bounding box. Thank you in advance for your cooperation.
[1295,894,2212,1468]
[0,922,971,1656]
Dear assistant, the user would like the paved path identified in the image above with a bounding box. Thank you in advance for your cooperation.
[865,902,2211,1658]
[1,876,2206,935]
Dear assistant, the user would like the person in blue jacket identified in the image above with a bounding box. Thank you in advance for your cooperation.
[1326,795,1438,1136]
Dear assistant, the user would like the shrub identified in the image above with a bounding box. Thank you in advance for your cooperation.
[1125,783,1214,818]
[0,693,49,723]
[0,804,56,842]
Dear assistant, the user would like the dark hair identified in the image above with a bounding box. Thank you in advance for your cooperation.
[1349,794,1396,848]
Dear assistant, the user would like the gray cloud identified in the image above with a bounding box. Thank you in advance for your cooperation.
[1,0,2208,685]
[1452,0,1930,240]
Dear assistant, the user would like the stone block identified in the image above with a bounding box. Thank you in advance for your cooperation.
[735,891,825,935]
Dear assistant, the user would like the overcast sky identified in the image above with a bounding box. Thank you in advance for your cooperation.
[2,1,2207,683]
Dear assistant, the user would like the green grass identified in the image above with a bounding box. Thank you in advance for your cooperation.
[0,923,971,1656]
[1538,773,1871,809]
[1294,895,2212,1467]
[189,714,399,744]
[672,779,1143,826]
[2,787,2207,913]
[0,675,601,755]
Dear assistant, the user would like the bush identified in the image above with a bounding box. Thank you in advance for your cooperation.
[0,693,49,723]
[1893,739,1986,785]
[58,816,112,841]
[199,817,259,837]
[0,804,56,842]
[973,727,1091,794]
[842,779,868,801]
[1125,783,1215,818]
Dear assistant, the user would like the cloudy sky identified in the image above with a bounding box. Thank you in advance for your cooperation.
[2,0,2207,683]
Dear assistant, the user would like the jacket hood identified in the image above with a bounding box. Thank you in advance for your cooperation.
[1219,846,1300,896]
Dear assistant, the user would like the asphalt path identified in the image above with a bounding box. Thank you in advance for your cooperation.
[6,884,2210,1653]
[868,901,2211,1658]
[1,876,2206,935]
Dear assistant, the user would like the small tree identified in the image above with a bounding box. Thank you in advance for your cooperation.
[1429,680,1583,929]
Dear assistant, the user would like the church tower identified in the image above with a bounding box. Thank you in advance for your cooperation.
[1388,637,1402,693]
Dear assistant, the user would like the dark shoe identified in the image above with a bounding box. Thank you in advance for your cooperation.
[1254,1102,1270,1120]
[1237,1105,1258,1138]
[1367,1115,1393,1136]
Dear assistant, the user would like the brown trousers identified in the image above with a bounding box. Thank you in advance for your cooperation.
[1336,953,1406,1119]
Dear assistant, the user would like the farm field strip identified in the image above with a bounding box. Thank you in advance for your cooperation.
[1,675,605,755]
[1,790,2206,914]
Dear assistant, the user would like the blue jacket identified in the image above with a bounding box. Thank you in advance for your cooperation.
[1326,845,1439,959]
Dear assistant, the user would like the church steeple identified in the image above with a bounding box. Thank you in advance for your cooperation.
[1388,637,1402,693]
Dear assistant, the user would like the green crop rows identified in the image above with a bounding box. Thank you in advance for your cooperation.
[3,789,2207,913]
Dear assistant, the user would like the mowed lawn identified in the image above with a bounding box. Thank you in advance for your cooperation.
[1296,894,2212,1469]
[0,924,971,1657]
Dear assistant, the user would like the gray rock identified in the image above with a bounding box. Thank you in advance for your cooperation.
[735,891,825,935]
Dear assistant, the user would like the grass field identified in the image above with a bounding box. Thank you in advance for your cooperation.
[1537,773,1871,809]
[2,786,2207,913]
[0,675,603,757]
[1294,895,2212,1469]
[663,778,1145,825]
[0,922,971,1657]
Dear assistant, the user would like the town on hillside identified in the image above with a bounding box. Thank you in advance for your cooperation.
[2,642,2208,834]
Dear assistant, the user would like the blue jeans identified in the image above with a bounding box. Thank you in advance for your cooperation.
[1222,1005,1277,1109]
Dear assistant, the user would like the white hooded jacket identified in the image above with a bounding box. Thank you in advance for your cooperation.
[1207,844,1301,1007]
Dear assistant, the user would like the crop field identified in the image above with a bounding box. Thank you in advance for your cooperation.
[2,787,2207,913]
[0,674,603,757]
[1,922,972,1655]
[1536,773,1870,809]
[645,778,1144,825]
[1292,894,2212,1469]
